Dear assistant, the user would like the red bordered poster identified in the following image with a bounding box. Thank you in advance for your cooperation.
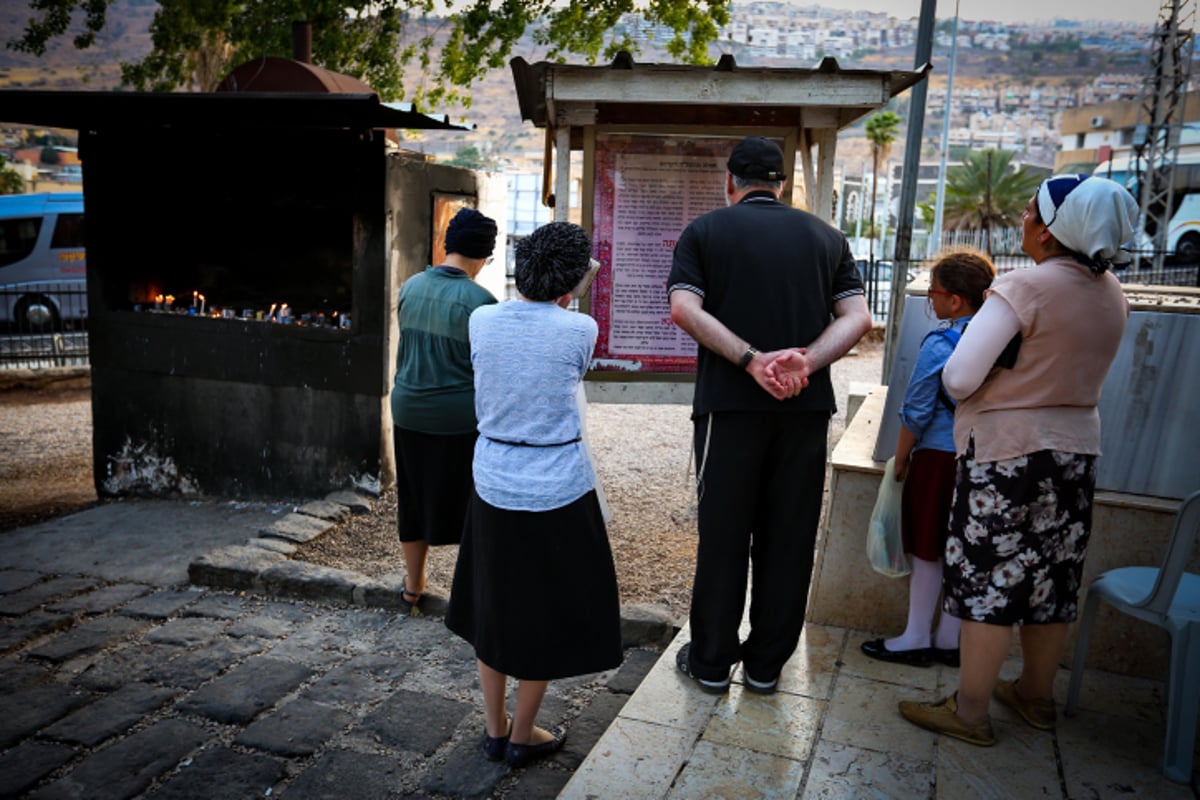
[590,134,741,373]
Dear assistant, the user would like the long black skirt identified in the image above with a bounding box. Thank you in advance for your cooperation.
[445,489,623,680]
[393,427,476,547]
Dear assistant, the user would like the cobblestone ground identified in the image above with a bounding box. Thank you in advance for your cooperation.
[0,569,658,799]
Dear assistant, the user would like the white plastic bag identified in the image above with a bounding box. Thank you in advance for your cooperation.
[866,457,911,577]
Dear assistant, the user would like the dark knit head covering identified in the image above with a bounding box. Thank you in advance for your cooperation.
[515,222,592,302]
[444,207,498,259]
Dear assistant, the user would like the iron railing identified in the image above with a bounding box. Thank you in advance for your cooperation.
[0,282,89,368]
[3,240,1195,371]
[861,226,1199,324]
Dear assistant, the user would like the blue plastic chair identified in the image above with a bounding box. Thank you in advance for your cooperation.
[1065,490,1200,784]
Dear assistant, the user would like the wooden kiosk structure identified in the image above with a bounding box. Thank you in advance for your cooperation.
[510,53,928,398]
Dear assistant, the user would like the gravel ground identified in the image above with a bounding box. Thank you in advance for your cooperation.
[295,338,887,620]
[0,372,98,532]
[0,338,886,621]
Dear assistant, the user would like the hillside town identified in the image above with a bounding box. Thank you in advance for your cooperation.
[0,1,1183,259]
[0,3,1198,797]
[0,1,1162,172]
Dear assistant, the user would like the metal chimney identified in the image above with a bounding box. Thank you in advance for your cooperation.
[293,22,312,64]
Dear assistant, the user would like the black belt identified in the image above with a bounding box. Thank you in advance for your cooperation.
[485,435,582,448]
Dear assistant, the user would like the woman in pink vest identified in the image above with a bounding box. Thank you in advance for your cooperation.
[898,175,1136,746]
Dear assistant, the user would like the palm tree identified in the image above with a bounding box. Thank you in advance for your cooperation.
[942,149,1043,235]
[865,110,901,263]
[0,156,24,195]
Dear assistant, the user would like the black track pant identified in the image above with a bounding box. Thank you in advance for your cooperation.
[686,410,829,683]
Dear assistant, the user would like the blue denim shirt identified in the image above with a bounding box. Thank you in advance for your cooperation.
[899,316,972,453]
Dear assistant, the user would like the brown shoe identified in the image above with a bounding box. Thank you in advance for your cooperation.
[899,693,995,746]
[993,680,1056,730]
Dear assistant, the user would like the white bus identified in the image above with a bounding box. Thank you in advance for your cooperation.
[0,192,86,331]
[1093,152,1200,263]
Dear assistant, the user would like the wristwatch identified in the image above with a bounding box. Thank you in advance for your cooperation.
[738,346,759,370]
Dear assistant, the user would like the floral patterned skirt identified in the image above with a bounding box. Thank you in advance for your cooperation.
[943,437,1097,625]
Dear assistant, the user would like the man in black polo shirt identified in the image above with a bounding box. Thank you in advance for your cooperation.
[667,136,871,694]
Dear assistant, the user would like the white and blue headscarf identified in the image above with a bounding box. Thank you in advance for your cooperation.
[1036,174,1138,274]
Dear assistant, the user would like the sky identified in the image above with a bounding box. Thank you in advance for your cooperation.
[799,0,1163,26]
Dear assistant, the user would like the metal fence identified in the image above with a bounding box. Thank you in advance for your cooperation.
[3,237,1196,370]
[0,282,89,368]
[862,227,1200,325]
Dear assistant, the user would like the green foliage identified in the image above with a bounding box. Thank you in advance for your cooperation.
[8,0,731,106]
[865,110,901,165]
[0,156,25,195]
[916,201,935,228]
[1010,34,1081,56]
[29,131,70,147]
[941,149,1043,231]
[444,144,500,171]
[864,110,901,262]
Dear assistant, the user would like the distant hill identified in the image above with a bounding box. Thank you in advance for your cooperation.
[0,0,154,90]
[0,3,1145,171]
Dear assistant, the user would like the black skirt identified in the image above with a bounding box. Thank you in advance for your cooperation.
[393,427,477,547]
[445,489,623,680]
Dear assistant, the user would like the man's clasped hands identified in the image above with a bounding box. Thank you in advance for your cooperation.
[749,348,812,401]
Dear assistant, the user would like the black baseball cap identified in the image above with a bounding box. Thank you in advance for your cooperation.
[727,136,787,181]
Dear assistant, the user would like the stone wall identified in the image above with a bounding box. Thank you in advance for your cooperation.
[809,387,1191,680]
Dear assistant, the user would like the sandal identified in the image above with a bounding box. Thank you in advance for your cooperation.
[398,588,422,615]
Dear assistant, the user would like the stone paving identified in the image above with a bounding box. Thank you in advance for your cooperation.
[0,568,663,799]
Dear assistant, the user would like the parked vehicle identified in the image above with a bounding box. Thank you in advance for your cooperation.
[856,258,915,299]
[0,192,86,331]
[1093,153,1200,264]
[1153,192,1200,263]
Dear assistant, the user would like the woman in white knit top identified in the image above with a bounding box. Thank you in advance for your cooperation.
[899,175,1136,747]
[446,222,621,770]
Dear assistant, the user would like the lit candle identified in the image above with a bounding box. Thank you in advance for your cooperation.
[165,294,175,310]
[268,303,277,321]
[198,294,205,315]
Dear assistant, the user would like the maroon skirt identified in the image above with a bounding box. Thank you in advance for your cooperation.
[901,448,958,562]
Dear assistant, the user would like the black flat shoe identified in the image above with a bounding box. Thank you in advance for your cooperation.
[860,638,933,667]
[482,716,510,761]
[932,648,961,668]
[504,726,566,769]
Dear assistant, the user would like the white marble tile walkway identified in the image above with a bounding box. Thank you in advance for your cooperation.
[560,622,1198,799]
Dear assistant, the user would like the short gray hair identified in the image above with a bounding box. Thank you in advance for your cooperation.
[730,173,783,193]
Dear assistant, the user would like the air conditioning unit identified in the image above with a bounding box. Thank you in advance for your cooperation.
[1090,115,1106,128]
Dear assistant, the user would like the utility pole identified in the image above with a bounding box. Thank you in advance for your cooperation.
[1133,0,1195,273]
[984,150,993,256]
[931,0,960,259]
[882,0,936,382]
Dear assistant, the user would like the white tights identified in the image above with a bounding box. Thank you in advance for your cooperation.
[885,556,961,651]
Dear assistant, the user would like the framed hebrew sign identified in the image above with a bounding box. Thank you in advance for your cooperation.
[588,133,744,374]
